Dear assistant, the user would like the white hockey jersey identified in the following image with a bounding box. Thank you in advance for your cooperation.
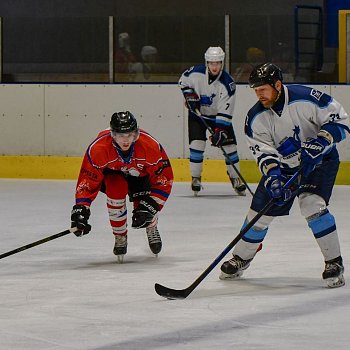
[178,64,236,129]
[245,84,350,175]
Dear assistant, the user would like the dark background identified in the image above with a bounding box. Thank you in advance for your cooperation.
[0,0,348,82]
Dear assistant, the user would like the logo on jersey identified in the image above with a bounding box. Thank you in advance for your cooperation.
[277,125,301,158]
[311,89,323,101]
[200,93,216,106]
[120,166,140,177]
[229,82,235,92]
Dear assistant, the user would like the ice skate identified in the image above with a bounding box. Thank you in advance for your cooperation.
[322,256,345,288]
[113,235,127,263]
[191,176,202,196]
[229,177,246,196]
[219,254,252,280]
[146,225,162,255]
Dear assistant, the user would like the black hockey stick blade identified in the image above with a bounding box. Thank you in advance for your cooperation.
[154,171,301,300]
[154,283,191,300]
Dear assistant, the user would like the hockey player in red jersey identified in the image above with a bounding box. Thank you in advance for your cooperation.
[70,111,173,262]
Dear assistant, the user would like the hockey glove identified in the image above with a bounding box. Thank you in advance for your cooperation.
[264,168,292,206]
[71,204,91,236]
[301,135,332,177]
[132,196,160,229]
[182,88,200,113]
[211,128,228,147]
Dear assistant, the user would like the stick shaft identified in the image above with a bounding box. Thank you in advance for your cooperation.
[155,170,301,299]
[194,109,254,195]
[0,229,74,260]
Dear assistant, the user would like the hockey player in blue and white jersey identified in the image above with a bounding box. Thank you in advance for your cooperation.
[220,63,350,288]
[178,46,246,195]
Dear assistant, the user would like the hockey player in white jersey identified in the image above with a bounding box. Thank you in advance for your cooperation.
[220,63,350,288]
[178,46,246,195]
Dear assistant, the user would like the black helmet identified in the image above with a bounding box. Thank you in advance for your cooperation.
[110,111,138,133]
[249,63,283,88]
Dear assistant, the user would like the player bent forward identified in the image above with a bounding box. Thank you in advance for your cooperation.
[70,111,173,263]
[220,63,350,288]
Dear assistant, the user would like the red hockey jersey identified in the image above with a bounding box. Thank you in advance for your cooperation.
[75,129,173,208]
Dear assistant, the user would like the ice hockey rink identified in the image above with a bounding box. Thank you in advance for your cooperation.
[0,179,349,350]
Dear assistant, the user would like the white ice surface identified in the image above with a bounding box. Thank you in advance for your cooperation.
[0,179,349,350]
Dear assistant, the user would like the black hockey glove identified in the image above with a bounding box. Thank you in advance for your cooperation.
[132,197,160,229]
[182,87,200,113]
[211,128,228,147]
[71,204,91,236]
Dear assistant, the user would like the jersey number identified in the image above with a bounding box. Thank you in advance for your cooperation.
[249,145,260,155]
[330,113,340,122]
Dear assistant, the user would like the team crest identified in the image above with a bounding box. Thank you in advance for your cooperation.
[311,89,323,100]
[229,82,235,92]
[120,166,140,177]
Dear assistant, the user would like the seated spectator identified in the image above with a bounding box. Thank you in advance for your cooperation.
[115,32,137,77]
[234,47,266,83]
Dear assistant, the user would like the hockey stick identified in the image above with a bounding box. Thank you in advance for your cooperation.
[0,227,77,260]
[155,170,301,299]
[194,109,254,196]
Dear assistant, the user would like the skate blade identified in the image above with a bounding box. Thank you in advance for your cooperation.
[219,270,244,280]
[193,191,199,197]
[325,275,345,288]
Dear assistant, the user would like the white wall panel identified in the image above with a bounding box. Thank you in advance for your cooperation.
[44,84,184,157]
[0,83,349,160]
[0,84,44,155]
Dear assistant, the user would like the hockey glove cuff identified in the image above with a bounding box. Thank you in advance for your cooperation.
[301,135,332,177]
[182,87,200,113]
[132,196,160,229]
[71,204,91,236]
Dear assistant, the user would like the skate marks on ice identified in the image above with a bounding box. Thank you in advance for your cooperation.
[191,275,326,299]
[93,288,350,350]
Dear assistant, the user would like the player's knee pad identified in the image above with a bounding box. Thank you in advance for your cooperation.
[307,209,336,239]
[246,209,274,230]
[107,197,127,220]
[189,140,206,163]
[222,143,237,153]
[299,193,327,219]
[190,140,206,152]
[222,144,239,165]
[242,209,273,243]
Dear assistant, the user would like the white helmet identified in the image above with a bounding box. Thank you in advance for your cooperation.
[118,32,130,49]
[141,46,158,61]
[204,47,225,63]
